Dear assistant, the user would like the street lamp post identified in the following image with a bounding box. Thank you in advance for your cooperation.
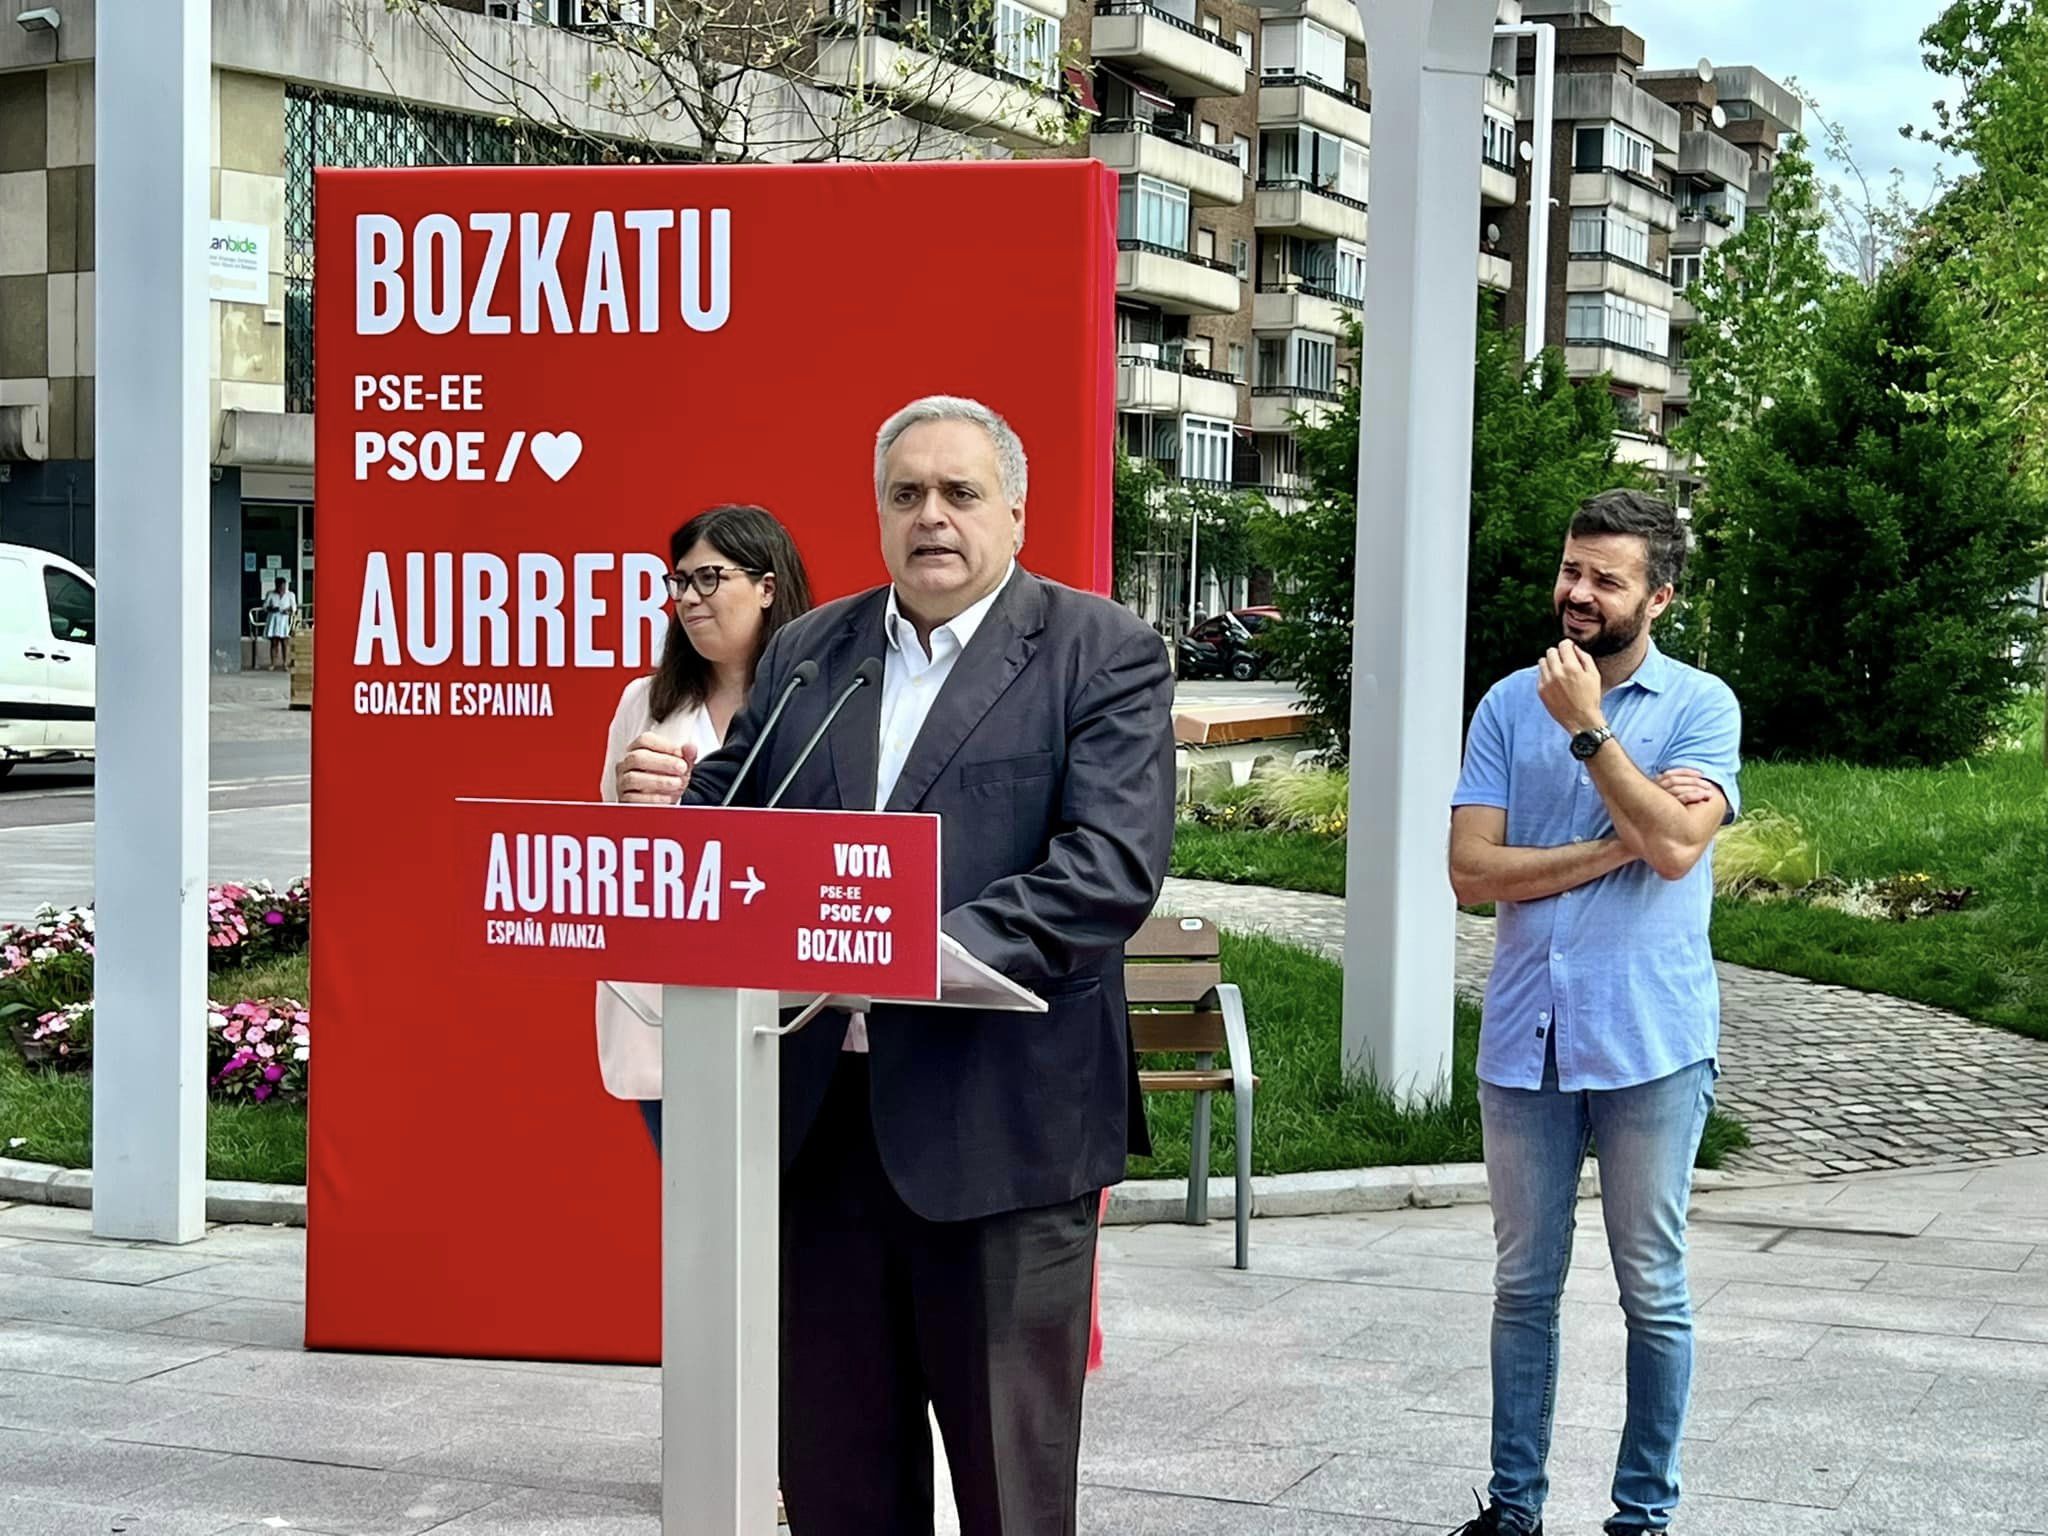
[1340,0,1498,1103]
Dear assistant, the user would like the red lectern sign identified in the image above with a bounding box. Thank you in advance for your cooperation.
[449,799,941,997]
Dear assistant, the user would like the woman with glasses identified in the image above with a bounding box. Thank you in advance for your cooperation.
[596,504,815,1149]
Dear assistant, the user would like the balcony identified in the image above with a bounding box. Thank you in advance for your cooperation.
[1253,280,1360,337]
[1091,119,1245,206]
[1251,384,1342,432]
[1116,239,1242,315]
[1562,341,1671,394]
[1255,0,1364,48]
[1485,68,1517,117]
[1091,1,1248,99]
[1254,178,1368,245]
[1481,152,1518,208]
[1613,430,1673,476]
[1565,251,1671,311]
[1673,211,1737,252]
[1258,73,1372,146]
[1478,250,1513,292]
[1667,362,1691,406]
[1116,352,1242,419]
[1567,169,1678,232]
[816,26,1074,148]
[1670,289,1698,326]
[1678,128,1754,190]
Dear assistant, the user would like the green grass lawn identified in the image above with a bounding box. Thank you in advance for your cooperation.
[1130,931,1746,1179]
[0,954,309,1184]
[1170,733,2048,1041]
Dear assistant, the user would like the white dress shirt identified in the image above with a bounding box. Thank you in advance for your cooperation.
[844,562,1016,1052]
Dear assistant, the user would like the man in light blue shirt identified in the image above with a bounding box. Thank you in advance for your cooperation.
[1447,490,1741,1536]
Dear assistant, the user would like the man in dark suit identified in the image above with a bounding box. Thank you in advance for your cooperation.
[620,395,1174,1534]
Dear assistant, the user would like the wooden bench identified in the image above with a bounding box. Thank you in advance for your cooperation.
[1125,916,1257,1269]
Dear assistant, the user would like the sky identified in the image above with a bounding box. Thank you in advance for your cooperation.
[1609,0,1963,215]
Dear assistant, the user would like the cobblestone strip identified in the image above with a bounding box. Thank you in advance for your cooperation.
[1156,875,2048,1176]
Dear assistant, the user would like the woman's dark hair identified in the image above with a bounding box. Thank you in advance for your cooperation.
[647,504,814,721]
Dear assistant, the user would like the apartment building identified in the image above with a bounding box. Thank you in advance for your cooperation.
[1501,0,1799,497]
[1086,0,1368,535]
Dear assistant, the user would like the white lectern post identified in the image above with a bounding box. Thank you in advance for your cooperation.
[656,936,1046,1533]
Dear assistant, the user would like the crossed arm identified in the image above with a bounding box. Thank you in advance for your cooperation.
[1448,764,1727,907]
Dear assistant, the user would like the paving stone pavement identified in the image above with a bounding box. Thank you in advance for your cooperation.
[2,1160,2046,1535]
[1157,876,2048,1178]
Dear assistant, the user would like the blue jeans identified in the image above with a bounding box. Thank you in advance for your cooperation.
[1477,1047,1715,1535]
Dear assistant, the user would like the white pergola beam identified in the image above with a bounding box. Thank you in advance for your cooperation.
[1341,0,1498,1103]
[91,0,212,1243]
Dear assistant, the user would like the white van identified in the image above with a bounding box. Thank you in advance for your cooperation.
[0,541,96,775]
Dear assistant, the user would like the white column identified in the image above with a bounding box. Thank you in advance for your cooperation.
[1341,0,1498,1102]
[91,0,212,1241]
[662,986,781,1534]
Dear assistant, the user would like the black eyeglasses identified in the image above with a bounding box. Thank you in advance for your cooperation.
[665,565,768,600]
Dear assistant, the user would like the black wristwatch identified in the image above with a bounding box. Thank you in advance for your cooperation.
[1569,726,1615,761]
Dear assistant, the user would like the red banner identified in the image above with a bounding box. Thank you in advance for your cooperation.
[307,161,1118,1362]
[447,800,941,998]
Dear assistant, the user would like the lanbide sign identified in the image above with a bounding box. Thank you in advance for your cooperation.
[307,161,1118,1363]
[450,799,941,997]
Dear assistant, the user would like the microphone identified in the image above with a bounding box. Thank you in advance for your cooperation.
[719,658,818,807]
[766,657,883,809]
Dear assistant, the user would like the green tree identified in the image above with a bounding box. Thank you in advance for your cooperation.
[1916,0,2048,450]
[1677,138,1838,469]
[1254,305,1638,754]
[1700,259,2048,763]
[1112,455,1264,623]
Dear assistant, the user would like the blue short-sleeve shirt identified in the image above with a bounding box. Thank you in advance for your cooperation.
[1452,643,1742,1092]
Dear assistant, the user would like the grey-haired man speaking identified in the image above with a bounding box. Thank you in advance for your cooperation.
[624,395,1175,1534]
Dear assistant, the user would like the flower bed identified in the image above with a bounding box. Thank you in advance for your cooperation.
[1,879,313,1101]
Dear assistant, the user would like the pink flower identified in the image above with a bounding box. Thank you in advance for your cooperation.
[254,1043,275,1060]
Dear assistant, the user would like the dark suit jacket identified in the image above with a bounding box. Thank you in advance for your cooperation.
[684,567,1175,1223]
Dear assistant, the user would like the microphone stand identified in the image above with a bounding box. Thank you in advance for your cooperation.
[765,658,882,809]
[719,659,818,807]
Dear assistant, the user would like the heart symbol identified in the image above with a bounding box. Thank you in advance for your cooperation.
[529,431,583,482]
[872,906,892,924]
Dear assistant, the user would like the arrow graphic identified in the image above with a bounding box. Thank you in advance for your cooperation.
[729,866,766,905]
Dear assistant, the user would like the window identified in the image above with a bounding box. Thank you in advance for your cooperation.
[1482,113,1515,169]
[1226,343,1246,380]
[1261,128,1364,200]
[1565,293,1670,356]
[1196,227,1216,261]
[994,0,1059,87]
[1335,239,1366,303]
[1569,208,1648,267]
[1231,238,1249,278]
[1181,415,1234,484]
[1668,251,1704,291]
[1294,332,1336,393]
[1575,122,1654,178]
[1233,134,1252,174]
[43,568,95,645]
[1118,175,1190,252]
[1261,18,1344,89]
[1198,120,1218,147]
[1201,12,1221,35]
[1235,27,1253,66]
